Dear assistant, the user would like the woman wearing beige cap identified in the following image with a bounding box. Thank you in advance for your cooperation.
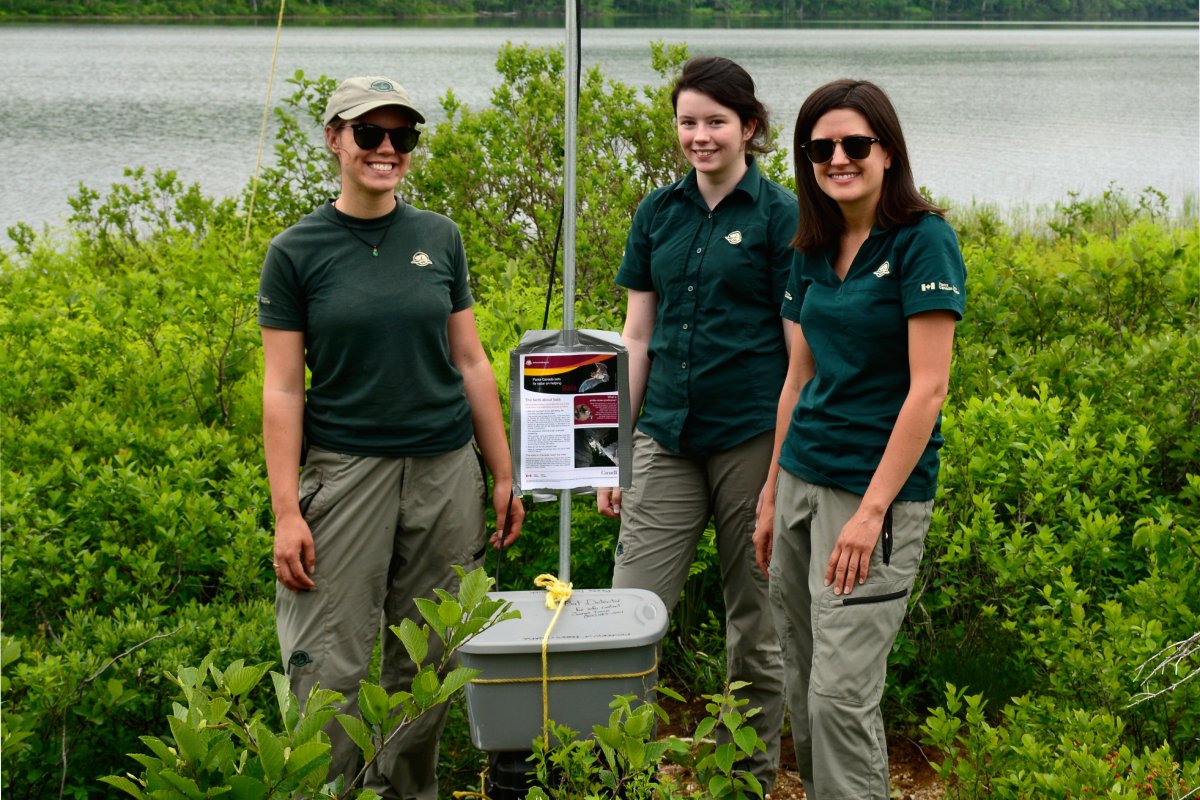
[256,75,524,797]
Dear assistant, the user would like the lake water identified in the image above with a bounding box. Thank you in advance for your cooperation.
[1,23,1197,231]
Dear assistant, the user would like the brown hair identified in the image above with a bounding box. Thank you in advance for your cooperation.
[791,79,945,252]
[672,55,770,156]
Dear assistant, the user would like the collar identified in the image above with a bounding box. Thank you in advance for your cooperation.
[673,156,763,208]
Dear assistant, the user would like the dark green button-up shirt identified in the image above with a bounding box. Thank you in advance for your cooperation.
[616,159,797,455]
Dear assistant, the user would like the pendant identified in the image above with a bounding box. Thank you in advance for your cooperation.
[371,247,379,257]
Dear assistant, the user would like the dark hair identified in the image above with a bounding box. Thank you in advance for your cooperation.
[791,79,945,252]
[671,55,770,156]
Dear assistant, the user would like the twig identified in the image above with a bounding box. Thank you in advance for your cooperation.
[1128,631,1200,707]
[58,627,183,800]
[84,627,183,685]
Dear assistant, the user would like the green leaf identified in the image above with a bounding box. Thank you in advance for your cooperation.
[438,598,464,627]
[253,721,287,782]
[714,742,737,775]
[0,636,21,669]
[222,662,271,698]
[624,709,654,740]
[272,672,298,731]
[336,713,376,763]
[392,618,428,666]
[167,715,206,765]
[457,565,491,608]
[226,775,268,800]
[98,776,146,799]
[358,680,391,727]
[285,738,331,783]
[414,597,446,637]
[411,667,441,707]
[657,686,685,703]
[438,666,478,700]
[159,770,205,800]
[707,774,732,798]
[733,724,761,756]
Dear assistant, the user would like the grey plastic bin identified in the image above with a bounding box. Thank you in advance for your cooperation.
[460,587,668,751]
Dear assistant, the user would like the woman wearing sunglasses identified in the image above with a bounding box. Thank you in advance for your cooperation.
[753,79,965,799]
[257,76,523,798]
[596,55,793,793]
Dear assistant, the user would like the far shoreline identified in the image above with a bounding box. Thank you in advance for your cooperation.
[1,13,1196,26]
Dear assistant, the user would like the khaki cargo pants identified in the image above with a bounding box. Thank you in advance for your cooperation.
[613,429,785,792]
[769,471,931,800]
[276,442,486,800]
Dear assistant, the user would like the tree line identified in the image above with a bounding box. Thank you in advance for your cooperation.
[3,0,1197,22]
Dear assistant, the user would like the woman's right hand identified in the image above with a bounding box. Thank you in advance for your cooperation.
[753,485,775,577]
[273,514,317,592]
[597,487,622,518]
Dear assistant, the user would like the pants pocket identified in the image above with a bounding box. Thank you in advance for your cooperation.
[810,580,910,705]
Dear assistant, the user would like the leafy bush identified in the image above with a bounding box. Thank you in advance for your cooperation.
[527,684,766,799]
[99,567,516,800]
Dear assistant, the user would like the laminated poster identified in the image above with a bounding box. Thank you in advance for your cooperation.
[518,352,621,490]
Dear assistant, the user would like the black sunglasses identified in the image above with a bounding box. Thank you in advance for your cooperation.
[800,136,881,164]
[342,123,420,153]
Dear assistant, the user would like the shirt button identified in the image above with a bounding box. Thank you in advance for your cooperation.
[681,362,688,369]
[695,248,702,254]
[682,323,689,330]
[687,285,695,292]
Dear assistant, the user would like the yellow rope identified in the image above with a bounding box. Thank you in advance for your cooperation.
[468,658,659,685]
[451,765,491,800]
[243,0,287,247]
[534,573,573,609]
[533,573,572,744]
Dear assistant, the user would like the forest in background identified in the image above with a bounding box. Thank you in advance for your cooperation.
[3,0,1198,22]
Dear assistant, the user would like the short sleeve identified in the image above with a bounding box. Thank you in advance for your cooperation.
[257,242,305,331]
[900,215,967,320]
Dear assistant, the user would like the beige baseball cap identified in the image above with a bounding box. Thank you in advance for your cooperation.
[322,76,426,126]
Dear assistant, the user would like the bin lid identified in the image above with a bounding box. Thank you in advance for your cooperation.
[460,587,668,654]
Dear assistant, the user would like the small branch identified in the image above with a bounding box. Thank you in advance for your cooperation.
[84,627,183,686]
[60,627,182,800]
[1128,631,1200,707]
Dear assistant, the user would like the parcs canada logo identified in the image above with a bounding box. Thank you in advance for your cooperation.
[724,231,743,245]
[411,252,433,267]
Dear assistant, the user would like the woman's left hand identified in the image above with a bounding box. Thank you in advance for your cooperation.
[824,508,884,595]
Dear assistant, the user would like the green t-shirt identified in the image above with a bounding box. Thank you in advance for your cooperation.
[779,213,967,500]
[616,159,797,455]
[257,199,475,457]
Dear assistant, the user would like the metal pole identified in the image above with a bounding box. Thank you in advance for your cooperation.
[559,0,580,583]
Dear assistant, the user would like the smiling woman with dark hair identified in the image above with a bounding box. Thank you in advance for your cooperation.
[256,75,523,799]
[596,55,795,792]
[754,79,966,800]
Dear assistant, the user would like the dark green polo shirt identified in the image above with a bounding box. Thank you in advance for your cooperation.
[257,199,475,457]
[778,213,966,500]
[616,159,797,455]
